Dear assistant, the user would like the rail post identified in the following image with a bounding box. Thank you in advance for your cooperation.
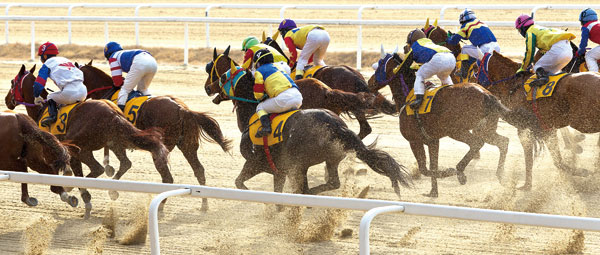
[149,188,191,255]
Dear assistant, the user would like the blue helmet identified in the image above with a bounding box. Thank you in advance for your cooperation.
[580,8,598,25]
[459,9,476,24]
[278,19,297,31]
[104,41,123,59]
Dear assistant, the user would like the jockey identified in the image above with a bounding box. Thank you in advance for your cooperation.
[277,19,330,80]
[447,9,500,79]
[103,41,157,111]
[577,8,600,72]
[405,29,455,110]
[33,42,87,127]
[515,14,576,86]
[241,36,291,74]
[252,49,303,137]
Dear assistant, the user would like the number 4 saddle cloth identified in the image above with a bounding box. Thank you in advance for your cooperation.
[38,103,80,135]
[524,73,569,101]
[110,90,151,125]
[249,110,299,146]
[405,84,451,116]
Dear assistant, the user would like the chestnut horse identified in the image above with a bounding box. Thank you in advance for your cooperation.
[0,111,79,207]
[204,47,385,139]
[77,61,232,211]
[483,52,598,188]
[207,63,412,197]
[6,64,170,219]
[368,52,543,197]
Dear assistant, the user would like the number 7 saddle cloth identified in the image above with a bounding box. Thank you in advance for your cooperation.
[405,84,451,116]
[110,89,151,125]
[38,103,80,135]
[249,110,299,146]
[523,73,569,101]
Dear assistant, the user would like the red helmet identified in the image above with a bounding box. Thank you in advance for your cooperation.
[38,42,59,56]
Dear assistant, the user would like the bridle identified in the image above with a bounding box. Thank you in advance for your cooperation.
[10,71,38,107]
[374,54,410,99]
[218,67,260,104]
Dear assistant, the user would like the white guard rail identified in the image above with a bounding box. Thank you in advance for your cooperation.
[2,4,600,68]
[1,170,600,255]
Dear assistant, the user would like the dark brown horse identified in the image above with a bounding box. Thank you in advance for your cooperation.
[208,63,412,197]
[204,47,384,139]
[422,21,474,84]
[368,51,543,197]
[0,111,80,207]
[77,61,232,211]
[483,52,598,188]
[6,64,170,219]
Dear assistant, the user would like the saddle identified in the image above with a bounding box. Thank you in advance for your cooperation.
[524,73,569,101]
[38,103,80,135]
[109,90,151,124]
[249,110,298,146]
[292,65,324,79]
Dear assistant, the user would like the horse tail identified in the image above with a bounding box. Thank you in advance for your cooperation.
[179,105,232,152]
[330,122,412,193]
[353,74,397,115]
[325,89,371,113]
[103,100,170,164]
[484,94,545,150]
[15,113,70,172]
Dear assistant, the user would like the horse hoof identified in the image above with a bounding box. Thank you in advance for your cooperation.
[423,191,438,198]
[63,186,74,192]
[68,196,79,207]
[573,168,590,177]
[25,197,38,207]
[63,167,73,176]
[105,165,115,177]
[84,203,92,219]
[518,184,532,191]
[457,172,467,185]
[573,145,583,154]
[574,134,586,143]
[108,190,119,200]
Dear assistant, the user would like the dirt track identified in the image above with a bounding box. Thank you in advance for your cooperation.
[2,0,600,254]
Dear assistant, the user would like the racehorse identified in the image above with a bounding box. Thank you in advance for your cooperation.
[368,51,543,197]
[0,111,79,208]
[483,52,599,187]
[208,63,412,198]
[6,64,171,219]
[77,61,232,211]
[204,46,386,139]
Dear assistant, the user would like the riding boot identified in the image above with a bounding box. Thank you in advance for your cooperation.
[410,94,424,110]
[295,70,304,80]
[457,57,476,79]
[118,104,126,112]
[531,68,550,87]
[41,99,58,128]
[255,114,272,138]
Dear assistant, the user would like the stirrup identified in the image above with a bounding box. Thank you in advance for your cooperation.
[41,116,56,127]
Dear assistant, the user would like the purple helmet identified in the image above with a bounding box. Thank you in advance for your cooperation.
[515,14,534,29]
[278,19,297,31]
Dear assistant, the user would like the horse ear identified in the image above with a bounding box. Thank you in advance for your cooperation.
[380,44,385,58]
[29,64,36,73]
[88,59,93,66]
[424,17,430,29]
[262,31,266,42]
[213,48,217,60]
[230,60,236,72]
[393,45,399,54]
[224,46,231,56]
[272,30,280,41]
[19,64,25,75]
[433,18,438,27]
[74,62,80,68]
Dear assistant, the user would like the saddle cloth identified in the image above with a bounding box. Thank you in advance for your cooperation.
[249,110,299,146]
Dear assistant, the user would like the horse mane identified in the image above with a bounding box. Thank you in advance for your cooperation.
[15,112,70,171]
[492,52,521,72]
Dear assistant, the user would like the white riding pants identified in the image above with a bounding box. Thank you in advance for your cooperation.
[414,52,455,95]
[297,29,330,72]
[117,52,157,106]
[47,82,87,105]
[256,87,303,114]
[534,40,573,74]
[462,41,501,60]
[585,45,600,72]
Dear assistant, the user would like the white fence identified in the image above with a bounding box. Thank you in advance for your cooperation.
[2,170,600,255]
[2,3,600,68]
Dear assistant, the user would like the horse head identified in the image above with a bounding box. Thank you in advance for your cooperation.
[207,60,254,105]
[368,46,415,105]
[423,19,461,57]
[79,61,114,91]
[6,64,39,110]
[261,31,288,59]
[204,45,234,94]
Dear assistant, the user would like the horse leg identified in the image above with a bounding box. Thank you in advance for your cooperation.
[308,159,342,195]
[103,147,115,177]
[474,118,509,183]
[235,160,267,190]
[103,147,133,201]
[70,156,93,219]
[426,140,440,198]
[548,131,589,177]
[449,130,485,185]
[354,111,372,140]
[50,185,78,207]
[410,141,439,197]
[177,140,210,211]
[518,130,534,190]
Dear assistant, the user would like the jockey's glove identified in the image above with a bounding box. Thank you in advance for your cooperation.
[34,96,44,106]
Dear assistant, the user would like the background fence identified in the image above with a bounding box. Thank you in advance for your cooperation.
[1,4,599,68]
